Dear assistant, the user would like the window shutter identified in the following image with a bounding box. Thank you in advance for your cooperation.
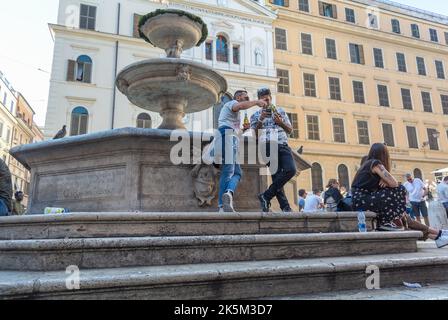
[67,60,76,82]
[319,2,324,16]
[83,63,92,83]
[133,14,141,38]
[359,45,365,65]
[332,4,338,19]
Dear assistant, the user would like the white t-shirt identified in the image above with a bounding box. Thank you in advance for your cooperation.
[304,194,323,212]
[404,178,426,202]
[437,182,448,203]
[218,100,240,130]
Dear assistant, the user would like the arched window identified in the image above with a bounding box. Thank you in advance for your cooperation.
[76,55,93,83]
[70,106,89,136]
[311,162,323,192]
[213,93,232,129]
[338,164,350,190]
[414,168,423,180]
[137,113,152,129]
[216,35,229,62]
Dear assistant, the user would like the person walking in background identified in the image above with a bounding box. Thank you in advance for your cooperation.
[304,190,324,213]
[351,143,448,248]
[11,191,25,216]
[0,158,12,216]
[324,179,352,212]
[251,88,297,213]
[298,189,307,212]
[404,173,430,225]
[437,176,448,218]
[217,90,267,212]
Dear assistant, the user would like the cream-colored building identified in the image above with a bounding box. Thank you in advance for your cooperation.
[0,71,17,166]
[268,0,448,194]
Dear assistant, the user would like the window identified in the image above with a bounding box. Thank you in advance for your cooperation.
[332,118,345,143]
[319,1,337,19]
[338,164,350,189]
[435,60,445,79]
[377,85,390,107]
[416,57,427,76]
[307,115,320,140]
[382,123,395,147]
[301,33,313,55]
[137,113,152,129]
[205,42,213,60]
[287,112,299,139]
[391,19,401,34]
[401,88,413,110]
[441,94,448,115]
[373,48,384,68]
[2,93,6,106]
[406,126,419,149]
[368,14,378,29]
[326,38,337,59]
[0,122,3,138]
[277,69,290,94]
[357,121,370,145]
[311,163,323,192]
[75,55,93,83]
[427,128,439,151]
[275,28,287,50]
[79,4,96,30]
[271,0,290,7]
[349,44,365,65]
[411,24,420,38]
[430,29,439,42]
[421,92,433,112]
[304,73,317,97]
[299,0,309,12]
[216,36,229,62]
[396,53,407,72]
[233,46,240,65]
[329,77,341,100]
[414,168,423,180]
[70,106,89,136]
[345,8,355,23]
[445,32,448,45]
[353,81,365,104]
[5,128,10,143]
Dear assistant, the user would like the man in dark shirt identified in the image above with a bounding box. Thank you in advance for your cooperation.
[0,158,12,216]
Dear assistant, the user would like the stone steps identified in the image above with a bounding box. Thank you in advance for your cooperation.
[0,231,420,271]
[0,212,376,240]
[1,248,448,300]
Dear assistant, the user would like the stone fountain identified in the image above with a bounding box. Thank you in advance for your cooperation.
[116,9,227,130]
[9,10,311,214]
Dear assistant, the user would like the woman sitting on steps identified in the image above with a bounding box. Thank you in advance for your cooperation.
[351,143,448,248]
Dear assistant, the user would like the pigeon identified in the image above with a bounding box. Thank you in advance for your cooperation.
[53,125,67,140]
[297,146,304,155]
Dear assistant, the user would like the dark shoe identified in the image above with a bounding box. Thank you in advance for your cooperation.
[282,206,292,213]
[377,222,403,232]
[258,193,270,213]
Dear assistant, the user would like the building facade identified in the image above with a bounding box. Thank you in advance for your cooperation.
[0,71,17,166]
[44,0,278,139]
[269,0,448,194]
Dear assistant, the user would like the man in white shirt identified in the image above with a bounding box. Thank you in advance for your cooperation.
[303,190,324,213]
[437,176,448,218]
[404,173,429,225]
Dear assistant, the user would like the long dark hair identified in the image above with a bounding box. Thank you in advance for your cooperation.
[366,143,391,172]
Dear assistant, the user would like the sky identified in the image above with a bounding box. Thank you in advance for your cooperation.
[0,0,447,127]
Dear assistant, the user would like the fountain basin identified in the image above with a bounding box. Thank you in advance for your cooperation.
[116,58,227,129]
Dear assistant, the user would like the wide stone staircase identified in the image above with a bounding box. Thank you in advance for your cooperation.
[0,212,448,300]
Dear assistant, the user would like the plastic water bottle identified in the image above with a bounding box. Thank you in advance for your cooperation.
[358,211,367,233]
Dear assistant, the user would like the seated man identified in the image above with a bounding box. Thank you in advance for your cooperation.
[0,158,12,216]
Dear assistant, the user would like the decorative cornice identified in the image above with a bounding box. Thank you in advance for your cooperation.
[348,72,366,79]
[352,112,371,120]
[324,68,343,75]
[327,109,347,115]
[299,64,319,71]
[301,105,322,112]
[378,115,396,121]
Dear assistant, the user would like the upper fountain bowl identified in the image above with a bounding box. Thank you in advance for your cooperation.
[139,9,208,58]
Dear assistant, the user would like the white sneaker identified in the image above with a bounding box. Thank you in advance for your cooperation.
[435,233,448,248]
[218,207,224,213]
[222,191,235,212]
[442,230,448,237]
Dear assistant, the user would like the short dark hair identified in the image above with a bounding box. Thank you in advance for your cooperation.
[257,88,271,99]
[313,189,320,194]
[298,189,306,197]
[234,90,248,100]
[444,176,448,182]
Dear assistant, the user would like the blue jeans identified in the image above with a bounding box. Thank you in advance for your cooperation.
[0,199,9,216]
[264,143,297,210]
[410,201,428,218]
[217,126,242,207]
[443,202,448,218]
